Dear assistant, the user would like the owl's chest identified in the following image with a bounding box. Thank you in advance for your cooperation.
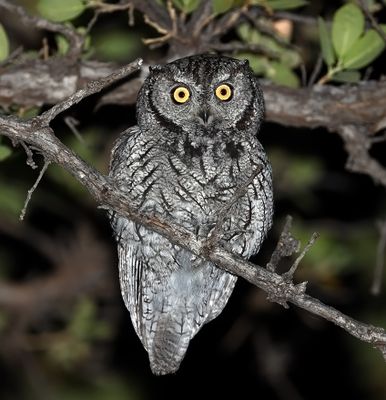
[129,148,257,229]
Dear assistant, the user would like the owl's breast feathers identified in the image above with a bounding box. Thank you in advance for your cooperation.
[110,125,273,374]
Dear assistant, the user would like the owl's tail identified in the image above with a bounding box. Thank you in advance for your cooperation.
[143,267,238,375]
[148,312,193,375]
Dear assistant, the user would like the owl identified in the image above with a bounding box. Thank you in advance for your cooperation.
[109,54,273,375]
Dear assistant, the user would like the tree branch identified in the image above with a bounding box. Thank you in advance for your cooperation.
[35,59,143,125]
[3,59,386,186]
[3,60,386,131]
[1,61,386,361]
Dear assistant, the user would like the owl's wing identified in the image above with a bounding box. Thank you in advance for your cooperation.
[116,217,238,375]
[108,125,141,232]
[109,126,141,176]
[206,267,237,322]
[117,236,147,345]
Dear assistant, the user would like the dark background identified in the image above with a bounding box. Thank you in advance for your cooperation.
[1,1,386,399]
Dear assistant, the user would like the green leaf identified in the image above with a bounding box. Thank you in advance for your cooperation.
[332,70,361,83]
[264,0,308,10]
[56,34,70,55]
[0,183,25,217]
[93,30,142,62]
[172,0,200,14]
[237,23,261,44]
[266,61,300,87]
[0,145,11,161]
[212,0,234,14]
[332,3,365,59]
[0,23,9,62]
[342,28,386,70]
[318,17,335,67]
[20,106,41,120]
[236,53,268,74]
[69,298,111,341]
[37,0,86,22]
[237,23,301,69]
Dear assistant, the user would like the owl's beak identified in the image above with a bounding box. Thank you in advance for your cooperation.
[197,108,213,125]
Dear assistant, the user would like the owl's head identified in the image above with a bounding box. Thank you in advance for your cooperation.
[137,54,264,139]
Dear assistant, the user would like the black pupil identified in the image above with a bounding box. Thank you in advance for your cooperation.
[221,88,228,96]
[178,90,185,98]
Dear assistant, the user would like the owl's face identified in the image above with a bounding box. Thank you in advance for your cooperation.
[137,55,264,139]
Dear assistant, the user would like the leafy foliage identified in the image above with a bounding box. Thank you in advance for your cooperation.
[319,3,386,83]
[237,23,301,87]
[0,144,12,162]
[332,3,365,58]
[37,0,88,22]
[0,23,9,61]
[254,0,308,10]
[172,0,200,14]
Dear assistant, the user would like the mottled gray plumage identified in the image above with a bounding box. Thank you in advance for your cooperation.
[109,54,273,375]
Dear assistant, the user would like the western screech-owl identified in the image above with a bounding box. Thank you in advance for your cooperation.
[109,54,273,375]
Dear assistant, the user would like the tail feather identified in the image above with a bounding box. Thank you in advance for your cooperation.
[148,313,192,375]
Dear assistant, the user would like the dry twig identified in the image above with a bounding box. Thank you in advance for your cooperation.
[19,160,50,221]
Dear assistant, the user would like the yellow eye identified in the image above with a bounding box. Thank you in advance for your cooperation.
[172,86,190,103]
[215,84,233,101]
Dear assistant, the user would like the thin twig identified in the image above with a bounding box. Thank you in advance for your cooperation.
[64,116,85,144]
[86,9,101,35]
[371,132,386,144]
[283,232,319,280]
[212,6,247,37]
[142,0,180,47]
[19,160,50,221]
[20,141,38,169]
[308,53,323,87]
[188,0,214,37]
[266,216,300,272]
[358,0,386,43]
[35,59,143,126]
[128,3,135,26]
[86,2,133,34]
[273,11,316,25]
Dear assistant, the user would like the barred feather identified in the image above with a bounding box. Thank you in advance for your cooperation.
[109,55,273,375]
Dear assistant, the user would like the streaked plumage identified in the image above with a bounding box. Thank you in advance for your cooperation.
[109,54,273,375]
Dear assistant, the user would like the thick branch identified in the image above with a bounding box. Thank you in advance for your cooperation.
[2,59,386,186]
[0,62,386,360]
[2,60,386,132]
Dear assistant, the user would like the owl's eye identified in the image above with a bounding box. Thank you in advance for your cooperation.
[172,86,190,103]
[215,84,233,101]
